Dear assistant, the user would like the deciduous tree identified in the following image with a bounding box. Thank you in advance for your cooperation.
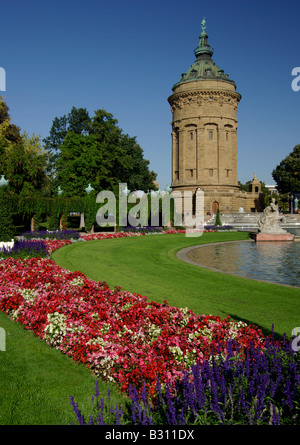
[272,145,300,194]
[0,97,48,197]
[45,107,157,197]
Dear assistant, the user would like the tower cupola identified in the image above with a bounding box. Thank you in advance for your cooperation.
[173,18,236,89]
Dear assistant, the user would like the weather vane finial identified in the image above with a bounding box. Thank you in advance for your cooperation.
[201,17,206,33]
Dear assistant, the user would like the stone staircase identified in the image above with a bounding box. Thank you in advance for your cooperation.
[206,212,300,235]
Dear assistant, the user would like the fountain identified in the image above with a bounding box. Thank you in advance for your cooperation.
[253,198,294,242]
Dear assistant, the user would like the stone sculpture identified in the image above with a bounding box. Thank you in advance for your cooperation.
[258,198,286,233]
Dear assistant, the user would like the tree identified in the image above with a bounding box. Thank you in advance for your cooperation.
[56,132,101,197]
[43,107,91,179]
[272,145,300,194]
[0,96,23,147]
[44,107,157,197]
[0,97,48,198]
[119,134,157,192]
[3,134,48,197]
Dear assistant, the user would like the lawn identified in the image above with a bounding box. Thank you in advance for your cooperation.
[53,231,300,338]
[0,309,127,425]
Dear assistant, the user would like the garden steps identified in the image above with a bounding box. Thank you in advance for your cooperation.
[207,212,300,234]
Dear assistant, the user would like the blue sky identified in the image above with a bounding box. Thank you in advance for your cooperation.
[1,0,299,190]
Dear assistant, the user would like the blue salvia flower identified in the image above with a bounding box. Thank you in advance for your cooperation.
[283,377,294,412]
[255,374,269,421]
[191,363,206,409]
[270,403,281,425]
[165,383,178,425]
[139,383,153,425]
[70,337,300,425]
[21,229,80,240]
[155,375,165,406]
[69,396,85,425]
[128,384,153,425]
[0,239,49,258]
[94,398,105,425]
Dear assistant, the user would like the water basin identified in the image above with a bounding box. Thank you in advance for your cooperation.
[180,240,300,288]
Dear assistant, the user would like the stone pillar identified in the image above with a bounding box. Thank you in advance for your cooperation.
[172,129,179,183]
[79,212,85,229]
[178,129,185,183]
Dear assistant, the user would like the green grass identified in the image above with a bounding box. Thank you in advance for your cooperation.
[53,232,300,338]
[0,310,128,425]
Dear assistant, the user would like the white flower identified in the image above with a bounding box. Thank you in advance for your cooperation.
[18,288,38,303]
[86,337,108,347]
[120,302,133,311]
[148,323,161,340]
[70,277,84,286]
[44,312,70,348]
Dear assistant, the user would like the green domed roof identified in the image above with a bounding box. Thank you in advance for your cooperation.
[173,19,236,89]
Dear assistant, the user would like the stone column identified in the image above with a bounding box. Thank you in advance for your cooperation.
[231,128,238,186]
[178,128,185,183]
[197,126,205,183]
[218,126,226,184]
[172,129,179,183]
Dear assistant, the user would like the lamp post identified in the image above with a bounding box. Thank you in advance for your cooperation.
[0,175,8,188]
[0,175,8,201]
[85,183,94,194]
[81,184,95,232]
[56,186,64,230]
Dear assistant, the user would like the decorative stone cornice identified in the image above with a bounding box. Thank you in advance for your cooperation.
[168,89,241,112]
[171,117,238,128]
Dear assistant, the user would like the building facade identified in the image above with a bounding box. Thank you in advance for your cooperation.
[168,19,263,215]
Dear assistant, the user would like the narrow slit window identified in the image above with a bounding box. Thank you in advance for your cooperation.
[209,131,213,139]
[209,169,213,176]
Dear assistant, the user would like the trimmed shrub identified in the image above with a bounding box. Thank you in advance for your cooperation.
[215,209,222,226]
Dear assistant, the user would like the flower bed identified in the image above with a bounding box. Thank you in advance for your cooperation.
[81,232,147,242]
[21,229,81,240]
[1,227,235,258]
[81,229,203,241]
[0,257,271,395]
[71,336,300,425]
[0,239,49,259]
[43,239,72,254]
[1,231,299,425]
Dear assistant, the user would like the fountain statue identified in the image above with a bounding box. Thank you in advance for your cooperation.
[254,198,294,242]
[258,198,286,233]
